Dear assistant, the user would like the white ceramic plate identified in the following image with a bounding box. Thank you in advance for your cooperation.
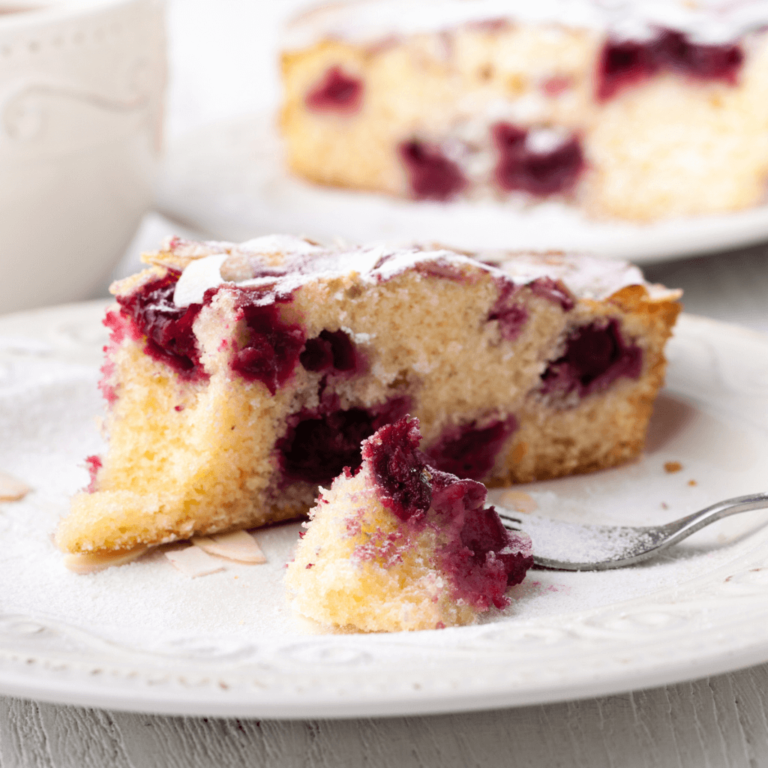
[0,302,767,718]
[157,115,768,265]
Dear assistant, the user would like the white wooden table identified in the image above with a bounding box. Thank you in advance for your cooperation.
[2,655,768,767]
[3,1,768,763]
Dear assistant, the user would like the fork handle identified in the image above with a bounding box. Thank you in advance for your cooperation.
[656,492,768,550]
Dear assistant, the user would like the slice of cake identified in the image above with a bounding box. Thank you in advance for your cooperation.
[281,0,768,221]
[56,235,680,558]
[286,417,532,632]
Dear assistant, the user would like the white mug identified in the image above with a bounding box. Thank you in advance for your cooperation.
[0,0,165,314]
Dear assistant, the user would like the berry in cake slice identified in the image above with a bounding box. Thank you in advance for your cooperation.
[56,236,679,560]
[286,417,532,632]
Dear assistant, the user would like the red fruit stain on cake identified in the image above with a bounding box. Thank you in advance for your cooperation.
[230,294,305,395]
[353,528,407,568]
[365,418,532,610]
[399,140,467,201]
[299,329,361,374]
[488,298,529,342]
[488,278,573,341]
[542,75,573,97]
[306,66,364,112]
[100,309,133,404]
[414,259,470,282]
[116,271,206,381]
[278,396,411,486]
[529,277,575,311]
[84,455,102,493]
[541,319,642,398]
[366,416,432,520]
[486,281,530,342]
[492,123,584,196]
[426,417,517,481]
[598,29,743,101]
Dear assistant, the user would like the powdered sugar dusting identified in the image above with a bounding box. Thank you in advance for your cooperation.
[505,514,658,565]
[167,237,655,309]
[285,0,768,50]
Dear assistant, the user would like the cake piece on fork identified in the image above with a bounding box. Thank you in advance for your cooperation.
[286,416,533,632]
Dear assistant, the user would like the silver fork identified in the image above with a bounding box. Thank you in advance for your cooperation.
[497,492,768,571]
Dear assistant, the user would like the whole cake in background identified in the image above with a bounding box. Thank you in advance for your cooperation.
[286,417,533,632]
[281,0,768,221]
[56,235,680,559]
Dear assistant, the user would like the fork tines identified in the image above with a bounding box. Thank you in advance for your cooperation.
[494,507,522,531]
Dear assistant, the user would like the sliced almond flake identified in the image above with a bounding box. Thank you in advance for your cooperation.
[64,545,149,574]
[499,490,538,514]
[0,471,31,502]
[191,530,267,564]
[165,546,225,578]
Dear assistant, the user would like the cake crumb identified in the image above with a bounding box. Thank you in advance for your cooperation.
[664,461,683,473]
[165,547,225,578]
[688,479,698,486]
[498,490,538,514]
[0,471,31,501]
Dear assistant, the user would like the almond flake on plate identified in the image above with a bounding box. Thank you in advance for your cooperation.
[499,490,538,514]
[64,545,149,574]
[165,546,225,577]
[0,471,31,501]
[191,530,267,564]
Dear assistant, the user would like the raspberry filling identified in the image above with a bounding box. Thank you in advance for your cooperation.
[100,309,132,404]
[456,503,530,588]
[414,259,468,282]
[541,319,642,398]
[399,140,467,201]
[487,277,574,341]
[529,277,575,311]
[493,123,584,196]
[426,416,517,481]
[116,271,206,381]
[366,417,432,521]
[230,295,306,396]
[306,67,363,112]
[489,300,529,342]
[598,30,743,101]
[279,397,411,486]
[85,455,102,493]
[488,281,530,341]
[364,418,532,609]
[300,329,361,374]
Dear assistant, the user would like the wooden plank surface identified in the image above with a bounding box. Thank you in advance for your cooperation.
[3,662,768,767]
